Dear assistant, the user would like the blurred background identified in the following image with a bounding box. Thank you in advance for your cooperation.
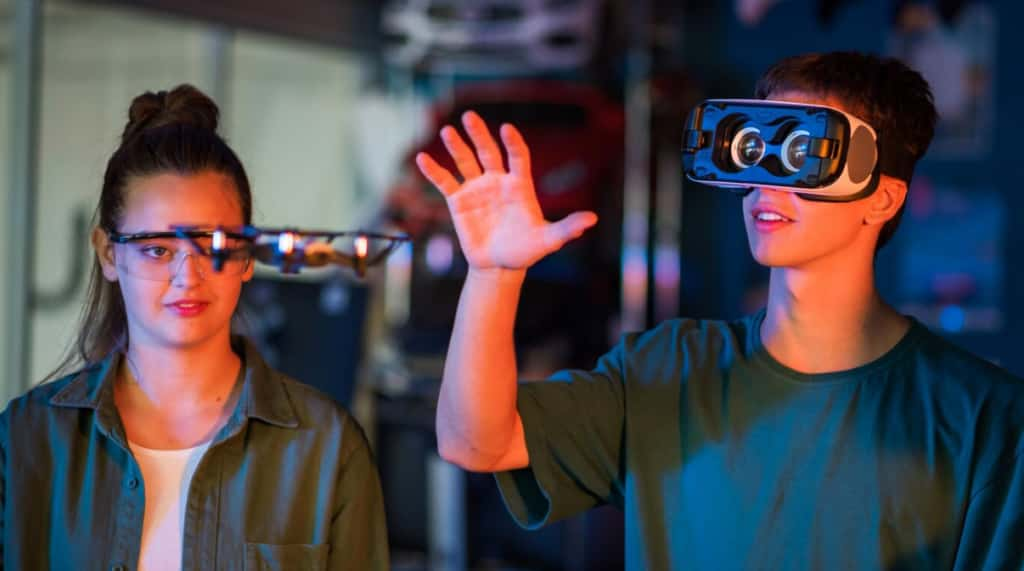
[1,0,1019,569]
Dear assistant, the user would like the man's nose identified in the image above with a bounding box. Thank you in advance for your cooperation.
[750,186,789,199]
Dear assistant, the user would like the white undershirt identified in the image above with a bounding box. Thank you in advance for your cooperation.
[129,440,212,571]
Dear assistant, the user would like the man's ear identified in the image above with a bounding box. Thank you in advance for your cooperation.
[864,175,907,226]
[92,227,119,282]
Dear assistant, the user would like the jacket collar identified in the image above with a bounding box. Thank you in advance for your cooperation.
[47,337,299,437]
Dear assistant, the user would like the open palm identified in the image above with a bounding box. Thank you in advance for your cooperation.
[416,111,598,271]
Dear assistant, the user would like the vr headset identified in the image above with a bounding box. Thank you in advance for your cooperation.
[681,99,880,202]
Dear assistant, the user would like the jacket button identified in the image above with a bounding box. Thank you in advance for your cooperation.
[127,477,139,490]
[111,565,126,571]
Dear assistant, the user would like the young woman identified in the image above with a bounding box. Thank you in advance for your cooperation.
[1,85,388,570]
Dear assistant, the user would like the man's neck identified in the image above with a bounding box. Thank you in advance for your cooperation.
[761,253,910,374]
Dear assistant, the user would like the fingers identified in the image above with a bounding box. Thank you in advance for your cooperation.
[462,111,505,173]
[420,110,515,196]
[440,126,483,180]
[415,152,460,197]
[500,123,531,178]
[543,211,599,253]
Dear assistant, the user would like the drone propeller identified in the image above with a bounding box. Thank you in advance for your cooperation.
[172,225,409,277]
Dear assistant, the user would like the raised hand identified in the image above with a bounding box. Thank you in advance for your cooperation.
[416,111,598,271]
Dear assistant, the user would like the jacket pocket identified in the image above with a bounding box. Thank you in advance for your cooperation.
[244,542,328,571]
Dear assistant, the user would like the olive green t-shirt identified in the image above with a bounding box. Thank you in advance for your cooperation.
[496,310,1024,570]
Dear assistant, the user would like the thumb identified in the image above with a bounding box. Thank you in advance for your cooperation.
[542,211,598,253]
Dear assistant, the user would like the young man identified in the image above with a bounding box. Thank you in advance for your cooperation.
[416,52,1024,569]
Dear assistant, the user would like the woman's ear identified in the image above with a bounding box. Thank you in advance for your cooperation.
[92,227,119,282]
[241,257,255,283]
[864,175,908,226]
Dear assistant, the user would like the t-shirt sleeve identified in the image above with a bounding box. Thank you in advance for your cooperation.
[494,337,628,529]
[953,445,1024,570]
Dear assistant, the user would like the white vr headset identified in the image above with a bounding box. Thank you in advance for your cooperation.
[681,98,880,202]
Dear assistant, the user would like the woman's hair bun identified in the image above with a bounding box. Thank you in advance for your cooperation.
[121,84,220,143]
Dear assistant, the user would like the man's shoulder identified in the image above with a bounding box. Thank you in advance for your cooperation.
[611,313,758,382]
[903,324,1024,450]
[632,312,757,347]
[906,327,1024,491]
[909,323,1022,389]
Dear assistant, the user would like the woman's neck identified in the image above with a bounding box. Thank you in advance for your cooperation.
[119,338,242,411]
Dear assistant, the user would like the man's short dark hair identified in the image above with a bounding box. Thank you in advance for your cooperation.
[754,51,938,250]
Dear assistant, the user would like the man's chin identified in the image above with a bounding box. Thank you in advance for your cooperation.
[750,248,800,268]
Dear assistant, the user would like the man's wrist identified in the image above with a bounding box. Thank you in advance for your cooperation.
[466,266,527,286]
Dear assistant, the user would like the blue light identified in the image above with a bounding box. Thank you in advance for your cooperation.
[939,305,966,333]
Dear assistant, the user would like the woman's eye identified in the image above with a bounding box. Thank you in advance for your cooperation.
[140,246,171,259]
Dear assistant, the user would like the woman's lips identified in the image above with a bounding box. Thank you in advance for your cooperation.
[166,300,210,317]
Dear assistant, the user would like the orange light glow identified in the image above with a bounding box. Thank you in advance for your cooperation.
[354,235,369,258]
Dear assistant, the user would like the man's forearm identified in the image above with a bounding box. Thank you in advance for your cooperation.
[437,267,529,471]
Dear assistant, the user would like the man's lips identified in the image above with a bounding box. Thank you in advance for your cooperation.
[750,205,795,222]
[750,205,796,233]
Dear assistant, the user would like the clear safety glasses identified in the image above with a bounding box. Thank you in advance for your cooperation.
[107,228,253,281]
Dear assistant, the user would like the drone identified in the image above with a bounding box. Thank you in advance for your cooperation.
[171,225,410,277]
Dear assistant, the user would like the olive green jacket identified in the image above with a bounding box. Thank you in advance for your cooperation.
[0,338,388,571]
